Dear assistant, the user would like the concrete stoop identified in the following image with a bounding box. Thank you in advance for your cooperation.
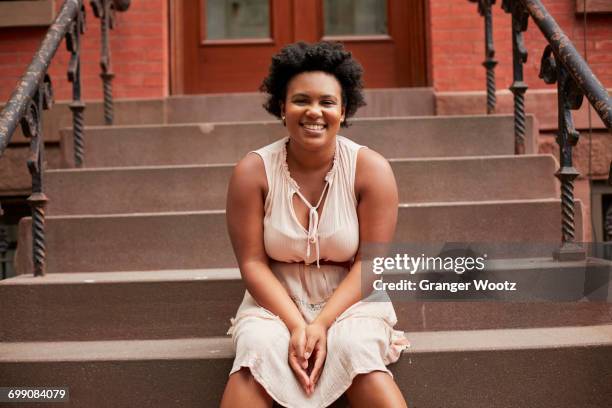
[2,100,601,408]
[164,88,437,123]
[0,325,611,408]
[14,200,583,274]
[45,155,558,216]
[1,264,611,342]
[59,115,537,168]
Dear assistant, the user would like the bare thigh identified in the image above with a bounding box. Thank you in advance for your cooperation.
[346,371,408,408]
[220,367,273,408]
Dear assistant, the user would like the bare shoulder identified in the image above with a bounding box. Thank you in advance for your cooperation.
[355,147,396,200]
[228,152,268,202]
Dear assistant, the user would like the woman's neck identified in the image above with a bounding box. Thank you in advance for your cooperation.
[286,137,336,174]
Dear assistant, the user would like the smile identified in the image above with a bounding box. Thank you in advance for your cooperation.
[300,123,326,131]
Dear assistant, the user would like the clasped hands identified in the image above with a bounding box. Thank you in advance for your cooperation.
[288,321,327,396]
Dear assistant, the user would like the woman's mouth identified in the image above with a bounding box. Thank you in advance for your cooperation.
[300,123,327,131]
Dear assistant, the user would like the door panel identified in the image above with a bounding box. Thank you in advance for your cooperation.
[176,0,428,94]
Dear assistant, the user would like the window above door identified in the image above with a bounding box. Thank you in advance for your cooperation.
[323,0,388,37]
[202,0,274,44]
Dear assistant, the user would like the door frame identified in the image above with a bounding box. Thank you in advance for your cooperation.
[169,0,432,94]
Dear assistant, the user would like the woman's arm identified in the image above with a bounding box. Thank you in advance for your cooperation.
[227,154,314,392]
[312,148,399,330]
[226,153,306,332]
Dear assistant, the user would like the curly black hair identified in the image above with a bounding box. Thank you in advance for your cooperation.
[260,41,366,127]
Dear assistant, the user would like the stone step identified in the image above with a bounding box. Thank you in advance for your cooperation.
[165,88,436,123]
[1,325,611,407]
[15,199,582,274]
[3,89,433,144]
[46,155,558,215]
[59,115,538,168]
[1,260,610,342]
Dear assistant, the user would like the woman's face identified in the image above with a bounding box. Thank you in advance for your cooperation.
[282,71,345,151]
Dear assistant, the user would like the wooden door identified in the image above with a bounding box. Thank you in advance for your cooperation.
[171,0,428,94]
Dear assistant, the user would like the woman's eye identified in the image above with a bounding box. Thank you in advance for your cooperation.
[321,100,336,106]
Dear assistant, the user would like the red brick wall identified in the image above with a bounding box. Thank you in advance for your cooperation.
[1,1,608,100]
[0,0,168,102]
[430,0,612,92]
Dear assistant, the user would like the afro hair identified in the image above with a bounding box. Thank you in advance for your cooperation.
[260,41,366,127]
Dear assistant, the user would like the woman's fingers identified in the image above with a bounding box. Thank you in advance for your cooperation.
[309,346,327,387]
[294,330,306,368]
[288,351,311,394]
[304,333,318,361]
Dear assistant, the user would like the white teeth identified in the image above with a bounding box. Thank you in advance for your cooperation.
[303,124,325,131]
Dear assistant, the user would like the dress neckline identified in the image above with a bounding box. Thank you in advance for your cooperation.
[280,136,339,195]
[280,136,339,268]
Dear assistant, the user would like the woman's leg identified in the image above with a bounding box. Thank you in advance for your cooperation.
[220,367,273,408]
[346,371,408,408]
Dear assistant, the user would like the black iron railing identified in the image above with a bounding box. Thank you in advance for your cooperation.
[469,0,612,261]
[0,0,129,276]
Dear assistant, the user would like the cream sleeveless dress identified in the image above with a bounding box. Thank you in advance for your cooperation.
[227,135,408,408]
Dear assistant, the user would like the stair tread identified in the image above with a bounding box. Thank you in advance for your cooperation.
[46,153,555,174]
[0,268,241,285]
[2,324,611,362]
[59,114,538,167]
[3,257,608,284]
[72,113,522,131]
[35,198,567,220]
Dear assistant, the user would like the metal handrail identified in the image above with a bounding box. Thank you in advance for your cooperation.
[0,0,81,156]
[523,0,611,128]
[468,0,612,261]
[0,0,129,276]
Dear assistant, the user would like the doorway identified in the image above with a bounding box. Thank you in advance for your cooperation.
[171,0,429,93]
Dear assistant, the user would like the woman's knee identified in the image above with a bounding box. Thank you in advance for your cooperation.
[222,368,272,408]
[327,326,379,365]
[235,320,288,354]
[347,371,408,408]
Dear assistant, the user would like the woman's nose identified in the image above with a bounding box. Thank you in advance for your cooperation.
[305,105,322,117]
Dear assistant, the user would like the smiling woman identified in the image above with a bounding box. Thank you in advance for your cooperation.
[220,42,409,408]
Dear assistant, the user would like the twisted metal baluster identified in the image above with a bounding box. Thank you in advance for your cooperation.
[539,45,586,261]
[67,2,86,167]
[91,0,116,125]
[502,0,529,154]
[0,223,7,280]
[483,0,497,113]
[20,76,53,276]
[470,0,498,113]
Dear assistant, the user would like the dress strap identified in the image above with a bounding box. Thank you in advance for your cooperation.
[294,181,330,268]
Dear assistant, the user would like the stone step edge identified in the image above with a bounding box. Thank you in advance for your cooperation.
[1,324,611,363]
[65,113,525,132]
[45,154,556,174]
[3,256,608,285]
[19,198,567,220]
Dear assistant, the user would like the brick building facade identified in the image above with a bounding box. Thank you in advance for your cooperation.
[0,0,609,100]
[0,0,611,241]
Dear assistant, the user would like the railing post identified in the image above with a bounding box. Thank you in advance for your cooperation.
[20,75,54,276]
[539,45,586,261]
[502,0,529,154]
[483,0,497,114]
[470,0,498,114]
[0,224,7,280]
[0,206,5,279]
[67,1,86,167]
[91,0,115,125]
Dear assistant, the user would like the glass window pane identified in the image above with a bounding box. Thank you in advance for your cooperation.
[206,0,270,40]
[324,0,387,36]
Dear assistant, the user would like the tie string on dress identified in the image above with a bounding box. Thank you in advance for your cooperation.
[294,181,330,268]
